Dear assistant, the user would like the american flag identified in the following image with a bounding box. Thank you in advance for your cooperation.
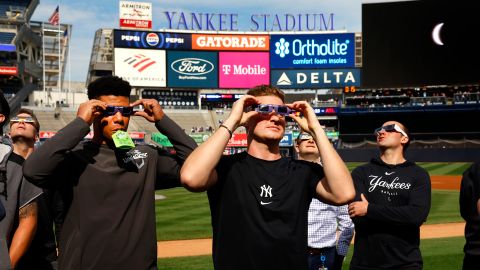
[48,6,59,25]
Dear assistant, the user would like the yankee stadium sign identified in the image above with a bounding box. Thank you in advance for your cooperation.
[162,12,335,32]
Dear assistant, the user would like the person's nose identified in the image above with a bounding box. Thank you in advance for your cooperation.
[112,111,124,123]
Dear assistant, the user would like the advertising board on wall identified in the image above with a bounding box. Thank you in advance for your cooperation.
[114,30,192,50]
[114,48,166,87]
[271,69,360,88]
[167,51,218,88]
[270,33,355,69]
[192,34,269,51]
[0,66,17,75]
[219,52,269,89]
[119,1,152,29]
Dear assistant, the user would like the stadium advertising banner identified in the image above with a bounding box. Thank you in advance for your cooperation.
[192,34,269,51]
[279,133,293,147]
[270,33,355,68]
[0,66,17,75]
[219,52,269,89]
[114,30,191,50]
[114,48,166,87]
[167,51,218,88]
[271,69,360,88]
[119,1,152,29]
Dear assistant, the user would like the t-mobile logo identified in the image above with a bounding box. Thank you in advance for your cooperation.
[222,65,231,75]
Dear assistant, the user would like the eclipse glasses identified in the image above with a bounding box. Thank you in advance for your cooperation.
[374,124,408,137]
[103,106,135,116]
[247,104,296,116]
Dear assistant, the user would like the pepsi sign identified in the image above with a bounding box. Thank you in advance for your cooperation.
[114,29,192,50]
[167,51,218,88]
[270,33,355,69]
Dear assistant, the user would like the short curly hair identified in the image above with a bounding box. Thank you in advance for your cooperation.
[87,76,131,100]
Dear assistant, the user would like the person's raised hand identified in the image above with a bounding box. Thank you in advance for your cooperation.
[131,99,164,122]
[76,100,107,125]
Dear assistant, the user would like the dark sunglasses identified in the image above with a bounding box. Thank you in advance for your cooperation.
[248,104,296,116]
[374,124,408,137]
[103,106,134,116]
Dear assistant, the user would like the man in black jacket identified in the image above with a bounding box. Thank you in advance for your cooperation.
[348,121,431,270]
[460,162,480,270]
[23,76,197,270]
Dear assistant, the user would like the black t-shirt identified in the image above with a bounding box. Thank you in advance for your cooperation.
[208,152,324,270]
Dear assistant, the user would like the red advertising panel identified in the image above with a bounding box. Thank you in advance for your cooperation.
[219,52,270,89]
[192,34,269,51]
[0,66,17,75]
[227,133,247,147]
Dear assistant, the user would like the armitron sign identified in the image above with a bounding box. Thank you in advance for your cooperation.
[119,1,152,30]
[192,34,269,51]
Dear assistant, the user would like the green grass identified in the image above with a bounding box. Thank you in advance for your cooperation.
[155,188,212,241]
[157,237,466,270]
[157,255,213,270]
[427,190,462,224]
[417,162,472,175]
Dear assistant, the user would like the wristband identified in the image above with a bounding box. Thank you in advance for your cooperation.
[219,124,233,138]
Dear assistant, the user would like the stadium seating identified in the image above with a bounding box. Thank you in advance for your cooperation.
[0,32,15,44]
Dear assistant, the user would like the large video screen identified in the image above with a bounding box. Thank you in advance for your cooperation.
[362,0,480,88]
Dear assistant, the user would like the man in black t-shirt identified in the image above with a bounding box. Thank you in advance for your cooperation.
[348,121,431,270]
[181,85,355,270]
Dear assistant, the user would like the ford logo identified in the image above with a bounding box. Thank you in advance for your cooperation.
[171,58,214,76]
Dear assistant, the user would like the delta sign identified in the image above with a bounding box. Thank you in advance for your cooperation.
[270,33,355,69]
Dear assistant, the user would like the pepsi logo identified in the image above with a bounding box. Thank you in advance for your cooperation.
[146,33,159,46]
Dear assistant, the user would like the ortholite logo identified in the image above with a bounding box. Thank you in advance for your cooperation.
[275,38,290,58]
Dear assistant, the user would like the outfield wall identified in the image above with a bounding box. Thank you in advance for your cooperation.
[338,148,480,162]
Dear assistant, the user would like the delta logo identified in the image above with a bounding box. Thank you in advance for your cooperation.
[123,54,156,72]
[146,33,159,46]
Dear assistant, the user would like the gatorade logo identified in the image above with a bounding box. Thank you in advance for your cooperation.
[146,33,159,46]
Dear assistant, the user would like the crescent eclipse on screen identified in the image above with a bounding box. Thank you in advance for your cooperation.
[432,23,444,46]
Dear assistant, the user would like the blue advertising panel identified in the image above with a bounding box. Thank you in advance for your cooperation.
[167,51,218,88]
[113,29,191,50]
[279,133,293,147]
[270,33,355,68]
[271,69,360,88]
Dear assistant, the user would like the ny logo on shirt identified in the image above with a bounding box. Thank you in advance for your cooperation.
[260,185,273,198]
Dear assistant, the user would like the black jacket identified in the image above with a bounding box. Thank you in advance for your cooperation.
[350,158,431,270]
[460,162,480,257]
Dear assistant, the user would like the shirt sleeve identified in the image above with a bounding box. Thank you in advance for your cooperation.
[19,176,43,209]
[336,204,355,256]
[367,168,431,226]
[23,117,91,188]
[153,115,197,189]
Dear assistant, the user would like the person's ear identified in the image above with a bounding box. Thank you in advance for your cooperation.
[401,136,409,145]
[0,114,5,124]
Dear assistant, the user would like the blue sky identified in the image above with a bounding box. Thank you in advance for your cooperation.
[31,0,385,82]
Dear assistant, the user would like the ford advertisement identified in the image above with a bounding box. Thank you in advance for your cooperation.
[167,51,218,88]
[270,33,355,69]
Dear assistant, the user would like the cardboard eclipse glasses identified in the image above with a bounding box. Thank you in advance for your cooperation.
[374,124,408,137]
[103,106,135,116]
[247,104,296,116]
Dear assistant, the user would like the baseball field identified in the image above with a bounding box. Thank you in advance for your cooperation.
[154,162,472,269]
